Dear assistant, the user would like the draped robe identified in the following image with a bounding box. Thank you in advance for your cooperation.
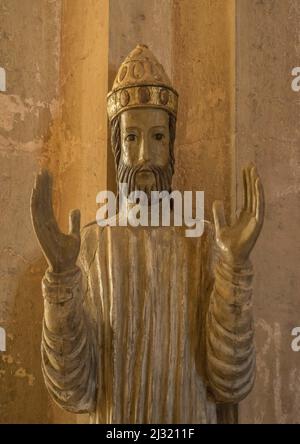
[41,221,255,424]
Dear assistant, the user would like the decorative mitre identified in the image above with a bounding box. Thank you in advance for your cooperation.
[107,44,178,121]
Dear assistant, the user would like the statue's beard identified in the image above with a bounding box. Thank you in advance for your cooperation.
[117,161,173,200]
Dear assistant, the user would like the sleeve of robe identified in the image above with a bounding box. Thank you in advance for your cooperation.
[205,247,255,404]
[40,263,97,414]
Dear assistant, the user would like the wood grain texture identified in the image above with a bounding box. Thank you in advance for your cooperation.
[41,222,255,424]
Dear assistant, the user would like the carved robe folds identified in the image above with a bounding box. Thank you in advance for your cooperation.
[41,222,255,424]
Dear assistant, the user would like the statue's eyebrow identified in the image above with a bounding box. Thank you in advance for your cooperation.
[124,126,139,132]
[151,125,167,131]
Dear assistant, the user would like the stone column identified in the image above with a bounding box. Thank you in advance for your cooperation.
[172,0,236,221]
[50,0,109,230]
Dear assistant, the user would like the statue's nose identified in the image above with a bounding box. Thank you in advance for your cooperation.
[139,137,151,163]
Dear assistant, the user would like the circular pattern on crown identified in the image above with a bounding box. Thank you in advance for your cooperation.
[118,66,128,83]
[132,61,144,79]
[111,44,174,91]
[108,45,178,120]
[120,89,130,107]
[138,86,150,103]
[159,88,169,105]
[107,85,178,121]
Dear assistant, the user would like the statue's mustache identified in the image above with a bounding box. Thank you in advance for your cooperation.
[132,162,159,174]
[117,160,173,195]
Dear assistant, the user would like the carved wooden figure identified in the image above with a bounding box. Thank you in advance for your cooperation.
[31,45,264,424]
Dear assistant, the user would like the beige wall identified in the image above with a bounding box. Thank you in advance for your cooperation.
[54,0,109,231]
[0,0,62,423]
[236,0,300,424]
[0,0,108,423]
[172,0,236,222]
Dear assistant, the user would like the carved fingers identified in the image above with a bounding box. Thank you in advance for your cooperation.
[212,200,227,235]
[31,170,81,272]
[243,166,254,213]
[31,171,44,236]
[69,209,81,238]
[32,170,56,224]
[31,169,61,258]
[243,164,265,231]
[254,171,265,230]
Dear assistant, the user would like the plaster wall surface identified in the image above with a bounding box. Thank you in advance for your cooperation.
[0,0,62,423]
[236,0,300,424]
[0,0,109,423]
[171,0,236,221]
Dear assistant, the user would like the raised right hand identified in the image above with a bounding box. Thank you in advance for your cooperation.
[30,169,81,273]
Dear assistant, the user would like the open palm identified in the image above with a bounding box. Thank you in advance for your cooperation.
[213,165,265,265]
[30,169,81,273]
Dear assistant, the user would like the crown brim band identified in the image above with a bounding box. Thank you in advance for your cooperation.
[107,84,178,121]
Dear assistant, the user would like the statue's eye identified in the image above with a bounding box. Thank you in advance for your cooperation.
[126,134,137,142]
[154,133,164,141]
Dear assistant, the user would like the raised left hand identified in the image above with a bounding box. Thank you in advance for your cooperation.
[212,164,265,265]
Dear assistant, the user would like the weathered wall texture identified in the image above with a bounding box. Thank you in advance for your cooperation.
[0,0,62,423]
[0,0,109,423]
[172,0,236,221]
[52,0,109,231]
[236,0,300,423]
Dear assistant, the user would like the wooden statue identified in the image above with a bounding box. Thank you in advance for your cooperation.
[31,45,264,423]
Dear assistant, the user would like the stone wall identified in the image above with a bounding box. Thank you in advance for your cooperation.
[236,0,300,424]
[0,0,62,423]
[0,0,108,423]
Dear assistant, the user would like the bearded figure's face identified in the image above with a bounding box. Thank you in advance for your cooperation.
[111,108,176,200]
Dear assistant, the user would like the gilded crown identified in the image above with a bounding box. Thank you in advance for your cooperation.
[107,44,178,121]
